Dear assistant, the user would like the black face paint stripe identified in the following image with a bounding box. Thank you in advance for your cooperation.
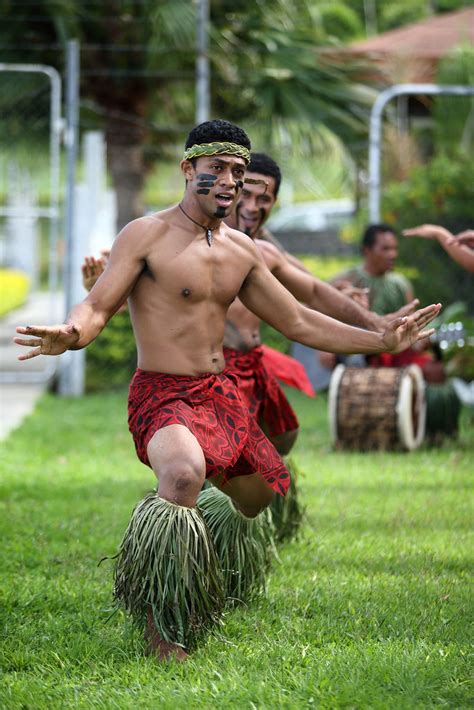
[244,177,268,194]
[254,207,266,236]
[196,173,217,181]
[196,173,217,193]
[235,202,242,231]
[215,206,226,218]
[235,180,243,190]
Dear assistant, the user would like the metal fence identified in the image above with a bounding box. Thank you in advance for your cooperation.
[0,64,63,384]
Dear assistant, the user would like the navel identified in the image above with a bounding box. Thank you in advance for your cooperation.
[181,288,191,298]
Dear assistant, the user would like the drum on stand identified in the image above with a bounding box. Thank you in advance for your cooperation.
[328,365,426,451]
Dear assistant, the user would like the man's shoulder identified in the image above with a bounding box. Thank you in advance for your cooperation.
[254,238,282,269]
[223,228,268,275]
[224,224,257,251]
[388,270,411,289]
[118,209,175,246]
[121,212,168,236]
[255,237,279,255]
[258,226,286,252]
[332,264,360,283]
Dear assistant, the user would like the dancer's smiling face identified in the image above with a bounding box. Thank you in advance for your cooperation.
[234,171,277,237]
[181,154,246,220]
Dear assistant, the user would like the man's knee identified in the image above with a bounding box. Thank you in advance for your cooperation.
[147,425,206,507]
[158,459,205,506]
[236,494,274,519]
[228,481,275,519]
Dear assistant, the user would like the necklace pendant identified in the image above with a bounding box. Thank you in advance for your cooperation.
[206,228,213,247]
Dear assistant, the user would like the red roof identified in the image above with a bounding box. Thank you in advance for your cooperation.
[352,7,474,58]
[349,7,474,82]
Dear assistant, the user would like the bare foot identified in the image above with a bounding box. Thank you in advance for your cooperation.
[145,609,188,662]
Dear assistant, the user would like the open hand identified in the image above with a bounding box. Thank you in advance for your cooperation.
[381,303,441,354]
[81,255,106,292]
[447,230,474,248]
[14,324,81,360]
[375,299,420,330]
[370,299,419,332]
[340,285,370,310]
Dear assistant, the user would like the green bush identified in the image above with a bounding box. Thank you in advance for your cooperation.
[319,3,364,40]
[85,310,136,392]
[434,45,474,157]
[382,154,474,313]
[0,269,30,318]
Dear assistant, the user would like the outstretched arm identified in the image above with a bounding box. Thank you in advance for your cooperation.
[15,219,152,360]
[81,249,128,312]
[403,224,474,274]
[259,240,417,332]
[240,246,440,355]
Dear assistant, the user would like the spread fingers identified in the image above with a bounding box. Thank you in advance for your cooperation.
[14,338,42,347]
[18,347,42,361]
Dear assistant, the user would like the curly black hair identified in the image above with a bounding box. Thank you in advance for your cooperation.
[247,152,282,197]
[362,223,396,250]
[185,119,251,151]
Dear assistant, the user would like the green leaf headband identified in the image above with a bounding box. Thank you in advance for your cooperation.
[183,141,251,164]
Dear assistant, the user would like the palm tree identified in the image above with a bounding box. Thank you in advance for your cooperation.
[1,0,374,227]
[1,1,196,228]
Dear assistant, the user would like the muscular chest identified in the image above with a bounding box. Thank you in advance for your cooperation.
[146,240,246,305]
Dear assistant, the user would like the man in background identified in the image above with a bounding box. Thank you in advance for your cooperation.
[332,224,414,314]
[315,224,416,379]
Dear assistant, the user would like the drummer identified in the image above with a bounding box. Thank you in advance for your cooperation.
[328,225,462,444]
[331,224,414,314]
[312,224,422,380]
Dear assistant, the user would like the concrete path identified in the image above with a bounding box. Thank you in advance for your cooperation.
[0,292,62,441]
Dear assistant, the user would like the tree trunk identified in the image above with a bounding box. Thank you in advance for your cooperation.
[107,140,146,232]
[100,88,149,232]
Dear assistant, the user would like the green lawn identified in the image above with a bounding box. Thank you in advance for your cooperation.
[1,389,472,709]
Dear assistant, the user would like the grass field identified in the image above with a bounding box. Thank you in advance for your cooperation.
[1,389,472,709]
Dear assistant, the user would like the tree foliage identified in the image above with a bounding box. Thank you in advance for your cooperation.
[0,0,377,225]
[2,0,471,226]
[433,45,474,156]
[383,154,474,311]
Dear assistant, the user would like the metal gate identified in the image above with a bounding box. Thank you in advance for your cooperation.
[0,63,63,383]
[368,83,474,222]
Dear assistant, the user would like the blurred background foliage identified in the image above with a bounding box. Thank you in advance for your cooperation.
[0,269,30,318]
[1,0,473,387]
[0,0,376,228]
[383,154,474,311]
[85,310,137,392]
[1,0,472,225]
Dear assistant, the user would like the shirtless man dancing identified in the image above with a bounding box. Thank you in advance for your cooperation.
[15,120,440,661]
[223,152,419,456]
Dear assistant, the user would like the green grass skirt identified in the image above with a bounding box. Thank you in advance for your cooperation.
[198,486,275,605]
[269,458,304,542]
[114,492,225,649]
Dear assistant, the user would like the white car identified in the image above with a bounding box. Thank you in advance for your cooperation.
[267,199,355,232]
